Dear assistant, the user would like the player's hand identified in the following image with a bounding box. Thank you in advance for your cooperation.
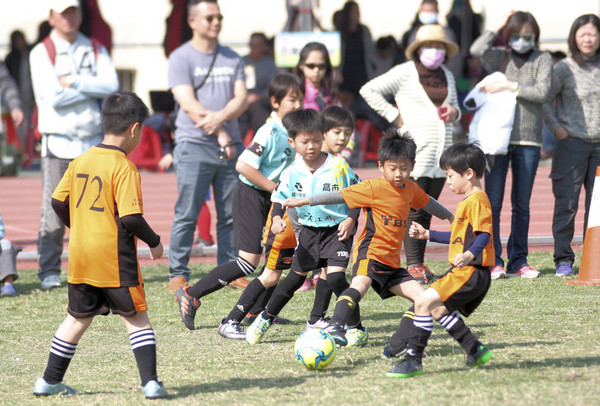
[409,222,429,240]
[150,242,164,260]
[453,251,474,268]
[271,216,286,234]
[284,198,308,208]
[337,218,355,241]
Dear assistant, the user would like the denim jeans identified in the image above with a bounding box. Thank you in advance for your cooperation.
[484,145,540,272]
[168,141,241,280]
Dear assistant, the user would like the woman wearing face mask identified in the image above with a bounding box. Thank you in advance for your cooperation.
[470,11,552,279]
[542,14,600,277]
[360,24,460,284]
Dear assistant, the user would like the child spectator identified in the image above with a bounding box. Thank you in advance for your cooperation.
[0,214,19,297]
[32,91,167,399]
[387,143,493,378]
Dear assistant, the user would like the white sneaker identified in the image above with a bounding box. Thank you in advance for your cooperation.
[245,311,273,345]
[490,266,506,280]
[41,274,61,290]
[304,317,330,331]
[217,319,246,340]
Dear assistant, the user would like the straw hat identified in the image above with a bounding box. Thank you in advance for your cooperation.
[405,24,459,60]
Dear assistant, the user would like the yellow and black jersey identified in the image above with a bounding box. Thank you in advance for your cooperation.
[52,144,144,288]
[448,190,494,267]
[340,177,430,269]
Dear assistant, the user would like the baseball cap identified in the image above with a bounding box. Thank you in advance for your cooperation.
[50,0,80,13]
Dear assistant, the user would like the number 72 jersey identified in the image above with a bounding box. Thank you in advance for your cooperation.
[52,144,145,288]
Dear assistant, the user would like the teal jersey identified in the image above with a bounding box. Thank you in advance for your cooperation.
[273,153,360,227]
[238,112,295,190]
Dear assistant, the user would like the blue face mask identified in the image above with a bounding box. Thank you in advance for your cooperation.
[418,11,438,25]
[509,37,535,54]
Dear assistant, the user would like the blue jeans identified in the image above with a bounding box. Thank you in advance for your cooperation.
[168,141,241,280]
[484,145,540,272]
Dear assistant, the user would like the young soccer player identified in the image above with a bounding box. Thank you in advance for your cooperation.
[387,143,494,378]
[32,91,167,399]
[220,106,357,336]
[245,108,364,345]
[176,73,304,335]
[285,130,453,347]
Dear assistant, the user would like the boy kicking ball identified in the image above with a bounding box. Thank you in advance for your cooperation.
[387,143,494,378]
[33,91,167,399]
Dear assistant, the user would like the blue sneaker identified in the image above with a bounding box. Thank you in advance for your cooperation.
[556,264,573,276]
[142,380,167,399]
[33,377,77,396]
[1,283,18,297]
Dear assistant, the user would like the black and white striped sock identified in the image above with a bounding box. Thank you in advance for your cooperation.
[43,337,77,384]
[130,329,158,385]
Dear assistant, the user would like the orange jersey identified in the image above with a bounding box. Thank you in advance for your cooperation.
[448,190,494,267]
[52,145,144,288]
[340,177,430,269]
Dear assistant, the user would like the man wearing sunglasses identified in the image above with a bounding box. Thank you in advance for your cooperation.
[167,0,248,291]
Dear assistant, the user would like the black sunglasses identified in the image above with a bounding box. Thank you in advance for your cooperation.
[205,14,224,23]
[304,63,327,70]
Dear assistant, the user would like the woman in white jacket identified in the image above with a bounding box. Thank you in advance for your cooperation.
[360,24,460,283]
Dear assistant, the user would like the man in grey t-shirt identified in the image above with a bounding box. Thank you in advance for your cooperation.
[167,0,247,292]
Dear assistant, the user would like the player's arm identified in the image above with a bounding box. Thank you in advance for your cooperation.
[236,160,277,192]
[51,197,70,228]
[121,214,160,247]
[452,232,490,268]
[285,190,346,209]
[270,202,287,234]
[424,197,454,222]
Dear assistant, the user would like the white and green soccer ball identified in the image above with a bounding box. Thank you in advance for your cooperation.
[294,328,336,370]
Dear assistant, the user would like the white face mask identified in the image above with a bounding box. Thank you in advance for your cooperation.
[509,37,535,54]
[418,11,438,25]
[419,47,446,69]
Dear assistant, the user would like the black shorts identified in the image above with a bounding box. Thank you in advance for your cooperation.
[232,182,272,254]
[264,244,295,271]
[431,265,491,317]
[67,283,147,319]
[353,259,415,299]
[291,225,352,272]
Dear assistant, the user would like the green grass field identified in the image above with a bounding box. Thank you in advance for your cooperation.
[2,251,600,405]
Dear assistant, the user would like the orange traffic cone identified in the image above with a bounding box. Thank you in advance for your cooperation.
[565,166,600,285]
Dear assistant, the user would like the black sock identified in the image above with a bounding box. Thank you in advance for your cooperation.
[130,329,158,386]
[248,285,276,316]
[406,315,433,363]
[265,271,306,320]
[309,277,333,324]
[438,312,479,355]
[187,257,255,298]
[43,337,77,384]
[390,305,415,351]
[329,287,362,327]
[226,278,266,322]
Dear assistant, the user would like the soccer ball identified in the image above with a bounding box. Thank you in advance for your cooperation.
[294,329,336,370]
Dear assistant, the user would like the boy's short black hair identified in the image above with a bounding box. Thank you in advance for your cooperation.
[439,143,486,178]
[378,128,416,164]
[321,106,354,133]
[282,109,322,139]
[268,73,304,106]
[101,91,150,135]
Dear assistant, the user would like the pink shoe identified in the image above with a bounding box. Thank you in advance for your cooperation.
[508,265,540,278]
[297,278,312,291]
[311,271,321,287]
[490,265,506,280]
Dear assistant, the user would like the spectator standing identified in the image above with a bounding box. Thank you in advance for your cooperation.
[0,214,19,297]
[167,0,247,292]
[30,0,118,290]
[360,24,460,284]
[543,14,600,276]
[470,11,552,279]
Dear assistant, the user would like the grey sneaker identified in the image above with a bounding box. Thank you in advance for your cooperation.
[41,274,61,290]
[218,319,246,339]
[304,317,330,331]
[142,380,167,399]
[33,377,77,396]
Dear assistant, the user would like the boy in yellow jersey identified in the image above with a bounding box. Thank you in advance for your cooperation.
[387,143,494,378]
[33,91,167,399]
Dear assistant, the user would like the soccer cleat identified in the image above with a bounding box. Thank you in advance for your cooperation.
[227,277,250,289]
[507,265,540,278]
[142,380,167,399]
[245,311,273,345]
[33,377,77,397]
[407,264,437,284]
[218,319,246,340]
[1,284,18,297]
[490,265,507,280]
[323,323,348,347]
[386,358,423,378]
[346,326,369,347]
[41,274,61,290]
[466,344,493,368]
[556,264,573,276]
[382,342,406,359]
[297,278,312,291]
[304,317,330,331]
[175,287,201,330]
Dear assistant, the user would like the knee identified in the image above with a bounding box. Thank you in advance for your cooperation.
[327,272,349,293]
[259,269,281,287]
[414,296,432,315]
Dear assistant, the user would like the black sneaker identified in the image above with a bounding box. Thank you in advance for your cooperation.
[175,287,200,331]
[465,344,493,368]
[382,342,406,359]
[386,359,423,378]
[323,323,348,347]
